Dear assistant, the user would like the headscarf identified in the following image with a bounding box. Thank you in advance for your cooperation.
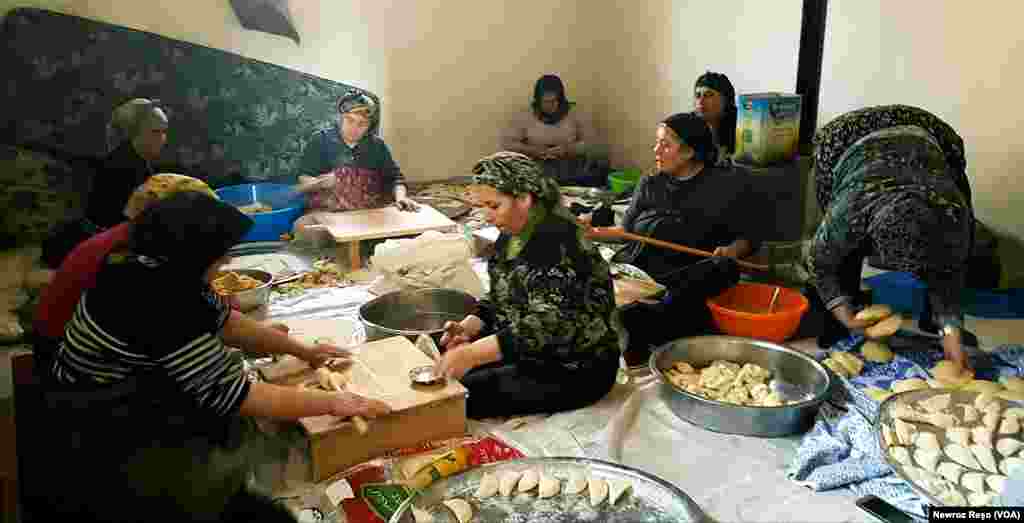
[694,71,738,155]
[661,112,717,165]
[337,89,379,123]
[122,173,218,219]
[471,151,562,211]
[531,74,572,125]
[106,98,166,153]
[812,104,970,211]
[127,192,253,282]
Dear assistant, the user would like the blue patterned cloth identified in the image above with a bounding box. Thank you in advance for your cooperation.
[787,335,1024,520]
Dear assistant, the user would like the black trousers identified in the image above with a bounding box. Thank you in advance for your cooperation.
[620,257,739,365]
[462,357,619,419]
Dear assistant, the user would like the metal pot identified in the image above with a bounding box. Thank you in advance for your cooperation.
[650,335,831,437]
[359,288,478,345]
[215,268,272,312]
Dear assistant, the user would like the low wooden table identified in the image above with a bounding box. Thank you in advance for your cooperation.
[313,205,457,269]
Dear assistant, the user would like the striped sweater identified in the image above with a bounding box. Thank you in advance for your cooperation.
[52,288,250,418]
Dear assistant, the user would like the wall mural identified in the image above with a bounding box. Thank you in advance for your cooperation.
[229,0,300,44]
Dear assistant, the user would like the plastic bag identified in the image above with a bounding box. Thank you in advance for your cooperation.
[369,231,484,298]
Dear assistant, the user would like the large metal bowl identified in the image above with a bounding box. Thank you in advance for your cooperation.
[650,335,831,437]
[359,288,477,344]
[214,268,272,312]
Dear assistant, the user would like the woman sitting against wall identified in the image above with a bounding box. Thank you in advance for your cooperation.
[693,71,738,168]
[502,74,607,185]
[42,98,169,268]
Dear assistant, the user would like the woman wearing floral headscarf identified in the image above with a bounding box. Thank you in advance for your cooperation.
[502,74,605,184]
[807,105,974,369]
[42,98,170,268]
[437,152,620,419]
[295,89,416,212]
[693,71,738,168]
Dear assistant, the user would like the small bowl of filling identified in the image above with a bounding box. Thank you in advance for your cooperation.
[211,269,273,312]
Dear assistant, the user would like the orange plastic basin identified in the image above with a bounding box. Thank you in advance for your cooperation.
[706,282,809,343]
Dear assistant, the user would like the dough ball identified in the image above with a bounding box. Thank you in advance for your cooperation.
[861,341,894,363]
[865,314,903,339]
[831,352,864,377]
[855,304,893,323]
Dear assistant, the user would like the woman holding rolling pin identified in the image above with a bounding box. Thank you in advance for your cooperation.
[586,112,761,366]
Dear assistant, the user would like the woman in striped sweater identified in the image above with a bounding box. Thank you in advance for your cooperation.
[44,192,389,523]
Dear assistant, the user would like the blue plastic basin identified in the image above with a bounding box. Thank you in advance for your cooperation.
[215,183,305,243]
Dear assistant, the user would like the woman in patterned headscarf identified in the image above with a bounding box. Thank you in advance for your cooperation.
[436,151,620,419]
[41,98,170,268]
[807,105,975,369]
[295,89,416,213]
[502,74,607,184]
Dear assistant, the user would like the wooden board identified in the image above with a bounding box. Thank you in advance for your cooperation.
[314,204,456,243]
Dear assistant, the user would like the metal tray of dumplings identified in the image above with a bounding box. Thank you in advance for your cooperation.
[876,388,1024,507]
[388,457,711,523]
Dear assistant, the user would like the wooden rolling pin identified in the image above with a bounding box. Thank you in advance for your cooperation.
[316,367,370,435]
[589,227,769,272]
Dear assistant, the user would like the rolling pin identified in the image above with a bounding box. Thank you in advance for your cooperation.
[315,367,370,435]
[589,227,770,272]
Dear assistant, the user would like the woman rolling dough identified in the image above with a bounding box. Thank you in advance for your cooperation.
[437,152,620,419]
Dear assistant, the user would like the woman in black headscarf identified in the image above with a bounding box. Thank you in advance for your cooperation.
[502,74,606,184]
[693,72,738,168]
[43,192,389,523]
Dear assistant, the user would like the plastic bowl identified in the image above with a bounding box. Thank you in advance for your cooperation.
[215,183,305,242]
[707,282,809,343]
[608,168,642,194]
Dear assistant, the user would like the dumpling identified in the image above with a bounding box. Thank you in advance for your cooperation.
[608,479,631,505]
[882,424,896,447]
[538,473,560,499]
[926,412,958,429]
[475,472,498,499]
[442,499,473,523]
[937,488,968,506]
[987,474,1008,494]
[861,341,894,363]
[588,477,609,506]
[1005,407,1024,419]
[970,444,1000,473]
[972,426,994,448]
[976,393,999,412]
[1000,415,1021,435]
[997,438,1024,458]
[890,446,912,465]
[517,469,539,493]
[855,304,893,323]
[937,461,966,484]
[565,470,587,495]
[919,394,952,413]
[984,411,1001,432]
[946,444,982,470]
[947,427,971,447]
[893,403,927,423]
[831,351,864,376]
[962,472,987,493]
[894,419,918,445]
[891,379,929,394]
[499,471,521,497]
[962,380,1004,395]
[865,314,903,339]
[914,432,941,452]
[914,448,942,473]
[961,405,981,424]
[969,491,996,507]
[411,505,435,523]
[1001,457,1024,476]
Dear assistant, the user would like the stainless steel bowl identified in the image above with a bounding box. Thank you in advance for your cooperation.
[215,268,272,312]
[359,288,478,344]
[650,335,831,437]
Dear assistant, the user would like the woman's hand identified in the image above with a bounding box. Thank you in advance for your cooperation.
[395,197,420,212]
[267,322,290,334]
[440,315,484,348]
[297,341,354,368]
[832,303,874,333]
[437,335,502,380]
[584,226,623,241]
[542,144,568,160]
[328,391,391,419]
[713,245,738,258]
[942,328,971,371]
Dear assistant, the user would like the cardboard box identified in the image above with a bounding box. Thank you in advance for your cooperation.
[263,324,468,482]
[734,93,803,167]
